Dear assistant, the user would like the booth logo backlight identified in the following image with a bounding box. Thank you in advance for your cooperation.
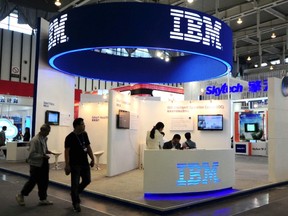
[206,83,243,96]
[170,9,222,50]
[176,162,220,186]
[206,79,268,96]
[48,14,68,51]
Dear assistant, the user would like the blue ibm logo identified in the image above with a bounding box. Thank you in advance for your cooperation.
[176,162,220,186]
[170,9,222,50]
[48,14,68,51]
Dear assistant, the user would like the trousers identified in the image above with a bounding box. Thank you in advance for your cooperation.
[70,165,91,205]
[21,159,49,200]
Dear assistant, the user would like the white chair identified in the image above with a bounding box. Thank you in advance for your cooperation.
[50,151,62,170]
[93,151,104,170]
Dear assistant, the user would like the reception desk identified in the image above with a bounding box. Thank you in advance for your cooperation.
[144,149,235,194]
[6,141,30,161]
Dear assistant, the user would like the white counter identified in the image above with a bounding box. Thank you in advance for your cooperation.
[6,141,30,161]
[144,149,235,194]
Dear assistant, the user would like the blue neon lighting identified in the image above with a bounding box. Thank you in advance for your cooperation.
[187,163,202,186]
[144,188,238,200]
[176,162,220,186]
[176,163,187,186]
[47,3,233,83]
[202,162,220,185]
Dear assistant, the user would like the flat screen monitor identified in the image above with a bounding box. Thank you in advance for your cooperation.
[45,110,60,125]
[244,123,259,132]
[197,114,223,131]
[116,110,130,129]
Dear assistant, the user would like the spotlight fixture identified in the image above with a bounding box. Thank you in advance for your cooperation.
[187,0,194,3]
[270,65,273,70]
[156,51,162,58]
[237,18,243,24]
[271,32,276,39]
[247,56,251,61]
[55,0,61,6]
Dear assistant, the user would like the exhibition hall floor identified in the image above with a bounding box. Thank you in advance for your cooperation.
[0,154,278,212]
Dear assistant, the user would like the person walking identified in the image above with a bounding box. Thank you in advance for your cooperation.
[64,118,95,212]
[16,124,54,206]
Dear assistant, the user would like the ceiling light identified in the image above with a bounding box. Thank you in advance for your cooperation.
[55,0,61,7]
[270,65,273,70]
[156,51,162,58]
[237,18,243,24]
[187,0,194,3]
[271,32,276,39]
[247,56,251,61]
[261,62,268,67]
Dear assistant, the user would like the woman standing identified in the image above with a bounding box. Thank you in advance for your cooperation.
[146,122,165,150]
[23,127,31,142]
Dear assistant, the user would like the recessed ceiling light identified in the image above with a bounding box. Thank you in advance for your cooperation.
[237,18,243,24]
[55,0,61,7]
[271,32,276,39]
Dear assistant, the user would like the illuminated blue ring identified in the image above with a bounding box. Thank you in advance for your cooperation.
[48,3,233,83]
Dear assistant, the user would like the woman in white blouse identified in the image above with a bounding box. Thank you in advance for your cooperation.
[146,122,165,150]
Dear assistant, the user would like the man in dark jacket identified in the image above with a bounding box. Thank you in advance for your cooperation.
[163,134,181,149]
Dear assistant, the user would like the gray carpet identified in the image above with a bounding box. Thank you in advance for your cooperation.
[0,155,275,212]
[0,177,109,216]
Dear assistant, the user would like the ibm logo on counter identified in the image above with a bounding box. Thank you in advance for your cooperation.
[48,14,68,50]
[170,9,222,50]
[176,162,220,186]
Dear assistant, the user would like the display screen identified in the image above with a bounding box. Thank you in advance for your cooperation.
[244,123,259,132]
[198,114,223,131]
[116,110,130,129]
[45,110,60,125]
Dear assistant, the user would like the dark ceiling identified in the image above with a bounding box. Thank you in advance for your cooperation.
[8,0,59,12]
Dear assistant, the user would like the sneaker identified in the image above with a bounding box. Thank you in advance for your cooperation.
[39,199,53,205]
[73,203,81,212]
[16,194,25,206]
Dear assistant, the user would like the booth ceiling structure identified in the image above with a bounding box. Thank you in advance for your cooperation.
[7,0,288,70]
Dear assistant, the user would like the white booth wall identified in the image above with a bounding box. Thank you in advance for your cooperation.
[107,91,140,176]
[268,77,288,182]
[80,90,231,177]
[34,19,74,162]
[79,94,108,164]
[138,99,231,150]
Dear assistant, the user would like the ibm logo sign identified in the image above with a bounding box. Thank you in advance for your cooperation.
[48,14,68,51]
[170,9,222,50]
[176,162,220,186]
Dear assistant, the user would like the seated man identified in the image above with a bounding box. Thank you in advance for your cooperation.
[182,132,196,149]
[163,134,181,149]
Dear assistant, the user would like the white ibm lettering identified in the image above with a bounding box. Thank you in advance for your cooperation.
[170,9,222,50]
[48,14,68,51]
